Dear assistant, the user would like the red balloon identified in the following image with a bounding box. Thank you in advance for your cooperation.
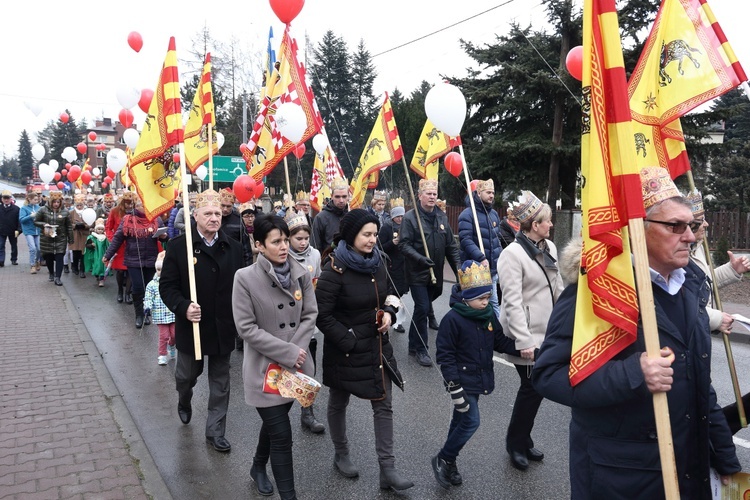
[118,109,134,128]
[76,142,87,155]
[138,89,154,113]
[253,180,265,199]
[67,165,81,182]
[293,143,306,159]
[106,168,115,178]
[233,175,257,203]
[172,152,181,164]
[57,182,65,190]
[566,45,583,81]
[127,31,143,53]
[81,171,92,185]
[88,131,97,141]
[470,179,480,191]
[54,172,62,181]
[61,168,68,176]
[269,0,304,24]
[444,152,463,177]
[239,143,248,153]
[59,112,69,124]
[106,175,115,183]
[96,143,107,152]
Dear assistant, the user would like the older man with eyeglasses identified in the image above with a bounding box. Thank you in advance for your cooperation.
[533,167,740,499]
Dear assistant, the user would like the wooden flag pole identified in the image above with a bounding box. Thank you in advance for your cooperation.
[284,156,292,208]
[400,156,436,285]
[458,144,485,255]
[628,218,680,499]
[208,123,214,191]
[685,170,746,427]
[178,143,202,360]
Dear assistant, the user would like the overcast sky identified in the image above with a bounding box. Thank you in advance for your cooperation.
[1,0,747,160]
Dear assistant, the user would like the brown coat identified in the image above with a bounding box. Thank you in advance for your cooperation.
[232,254,317,408]
[68,210,90,252]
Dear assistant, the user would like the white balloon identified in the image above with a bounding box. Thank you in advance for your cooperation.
[424,83,467,137]
[274,102,307,144]
[215,132,225,149]
[24,101,43,117]
[38,163,55,183]
[32,144,45,162]
[122,128,140,150]
[62,147,77,163]
[312,134,329,155]
[92,167,101,177]
[116,86,141,110]
[106,149,127,173]
[49,159,59,171]
[195,165,208,180]
[75,189,81,194]
[81,208,97,226]
[88,182,95,187]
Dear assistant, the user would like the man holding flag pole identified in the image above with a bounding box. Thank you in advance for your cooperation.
[533,0,740,497]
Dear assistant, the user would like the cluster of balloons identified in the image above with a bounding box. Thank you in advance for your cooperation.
[30,141,128,191]
[233,175,265,203]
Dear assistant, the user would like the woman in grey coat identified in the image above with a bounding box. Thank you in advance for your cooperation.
[232,214,317,500]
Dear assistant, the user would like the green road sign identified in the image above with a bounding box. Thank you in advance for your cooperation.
[203,156,246,182]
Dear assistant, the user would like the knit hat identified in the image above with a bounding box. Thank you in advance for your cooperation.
[94,218,105,231]
[640,167,680,210]
[338,208,380,247]
[391,206,405,218]
[458,260,493,300]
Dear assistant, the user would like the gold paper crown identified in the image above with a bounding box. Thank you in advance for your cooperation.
[286,213,309,232]
[188,191,198,201]
[436,199,447,211]
[390,197,404,208]
[510,191,544,224]
[239,202,256,215]
[640,167,681,210]
[49,191,63,201]
[219,189,235,204]
[331,177,349,191]
[195,189,221,209]
[685,189,704,217]
[296,190,310,203]
[121,191,137,201]
[418,178,438,192]
[74,194,86,204]
[476,179,494,192]
[103,193,114,201]
[458,261,493,291]
[372,190,387,201]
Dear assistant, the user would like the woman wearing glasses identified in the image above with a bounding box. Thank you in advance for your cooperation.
[497,190,564,472]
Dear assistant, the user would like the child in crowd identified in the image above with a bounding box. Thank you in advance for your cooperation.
[144,252,176,365]
[84,219,110,287]
[431,260,520,489]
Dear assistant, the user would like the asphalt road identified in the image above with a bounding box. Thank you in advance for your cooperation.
[63,268,750,499]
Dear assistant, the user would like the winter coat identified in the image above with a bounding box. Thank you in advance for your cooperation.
[144,275,176,325]
[83,233,109,276]
[498,217,519,249]
[458,193,502,275]
[311,200,347,252]
[221,209,243,243]
[533,252,740,499]
[104,213,163,268]
[68,210,90,252]
[18,203,40,236]
[0,202,20,236]
[378,218,408,295]
[160,227,243,356]
[232,254,317,407]
[690,244,742,331]
[239,225,256,268]
[167,206,180,239]
[289,245,321,284]
[105,210,127,271]
[366,206,390,227]
[497,236,563,365]
[35,205,73,254]
[436,284,518,395]
[398,205,461,292]
[316,251,403,399]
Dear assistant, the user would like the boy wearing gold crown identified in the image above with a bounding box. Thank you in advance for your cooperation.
[431,260,519,489]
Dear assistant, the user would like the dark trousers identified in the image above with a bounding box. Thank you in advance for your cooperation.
[72,250,84,272]
[255,402,295,499]
[127,266,155,317]
[439,393,480,462]
[175,351,231,437]
[0,233,18,263]
[408,285,434,354]
[723,392,750,435]
[506,363,544,453]
[44,253,65,278]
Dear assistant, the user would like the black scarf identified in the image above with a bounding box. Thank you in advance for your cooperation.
[334,240,381,274]
[417,203,437,225]
[515,231,557,270]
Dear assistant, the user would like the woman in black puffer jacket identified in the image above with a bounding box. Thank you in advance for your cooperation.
[315,209,413,493]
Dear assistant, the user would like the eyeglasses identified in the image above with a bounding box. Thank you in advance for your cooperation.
[645,219,703,234]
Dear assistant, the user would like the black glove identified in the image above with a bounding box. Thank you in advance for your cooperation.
[418,256,436,269]
[447,382,469,413]
[74,222,87,230]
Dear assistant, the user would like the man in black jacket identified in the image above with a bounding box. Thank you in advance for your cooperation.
[399,179,461,367]
[312,177,349,253]
[0,190,20,267]
[160,189,243,453]
[219,189,242,243]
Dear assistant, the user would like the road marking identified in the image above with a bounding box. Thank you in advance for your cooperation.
[734,436,750,449]
[493,355,515,367]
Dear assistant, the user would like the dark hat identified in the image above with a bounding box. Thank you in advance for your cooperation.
[338,208,380,247]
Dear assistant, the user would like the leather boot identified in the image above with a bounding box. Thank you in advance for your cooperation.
[250,462,274,496]
[380,466,414,491]
[133,293,145,329]
[117,288,124,303]
[63,264,70,274]
[301,405,325,433]
[334,453,359,478]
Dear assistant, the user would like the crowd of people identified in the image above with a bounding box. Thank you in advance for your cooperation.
[2,167,749,499]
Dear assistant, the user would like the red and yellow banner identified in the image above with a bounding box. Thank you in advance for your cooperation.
[409,119,460,180]
[310,128,345,212]
[184,53,218,173]
[128,37,183,221]
[571,0,643,386]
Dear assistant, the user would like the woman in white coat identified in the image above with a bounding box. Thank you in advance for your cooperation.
[497,191,563,471]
